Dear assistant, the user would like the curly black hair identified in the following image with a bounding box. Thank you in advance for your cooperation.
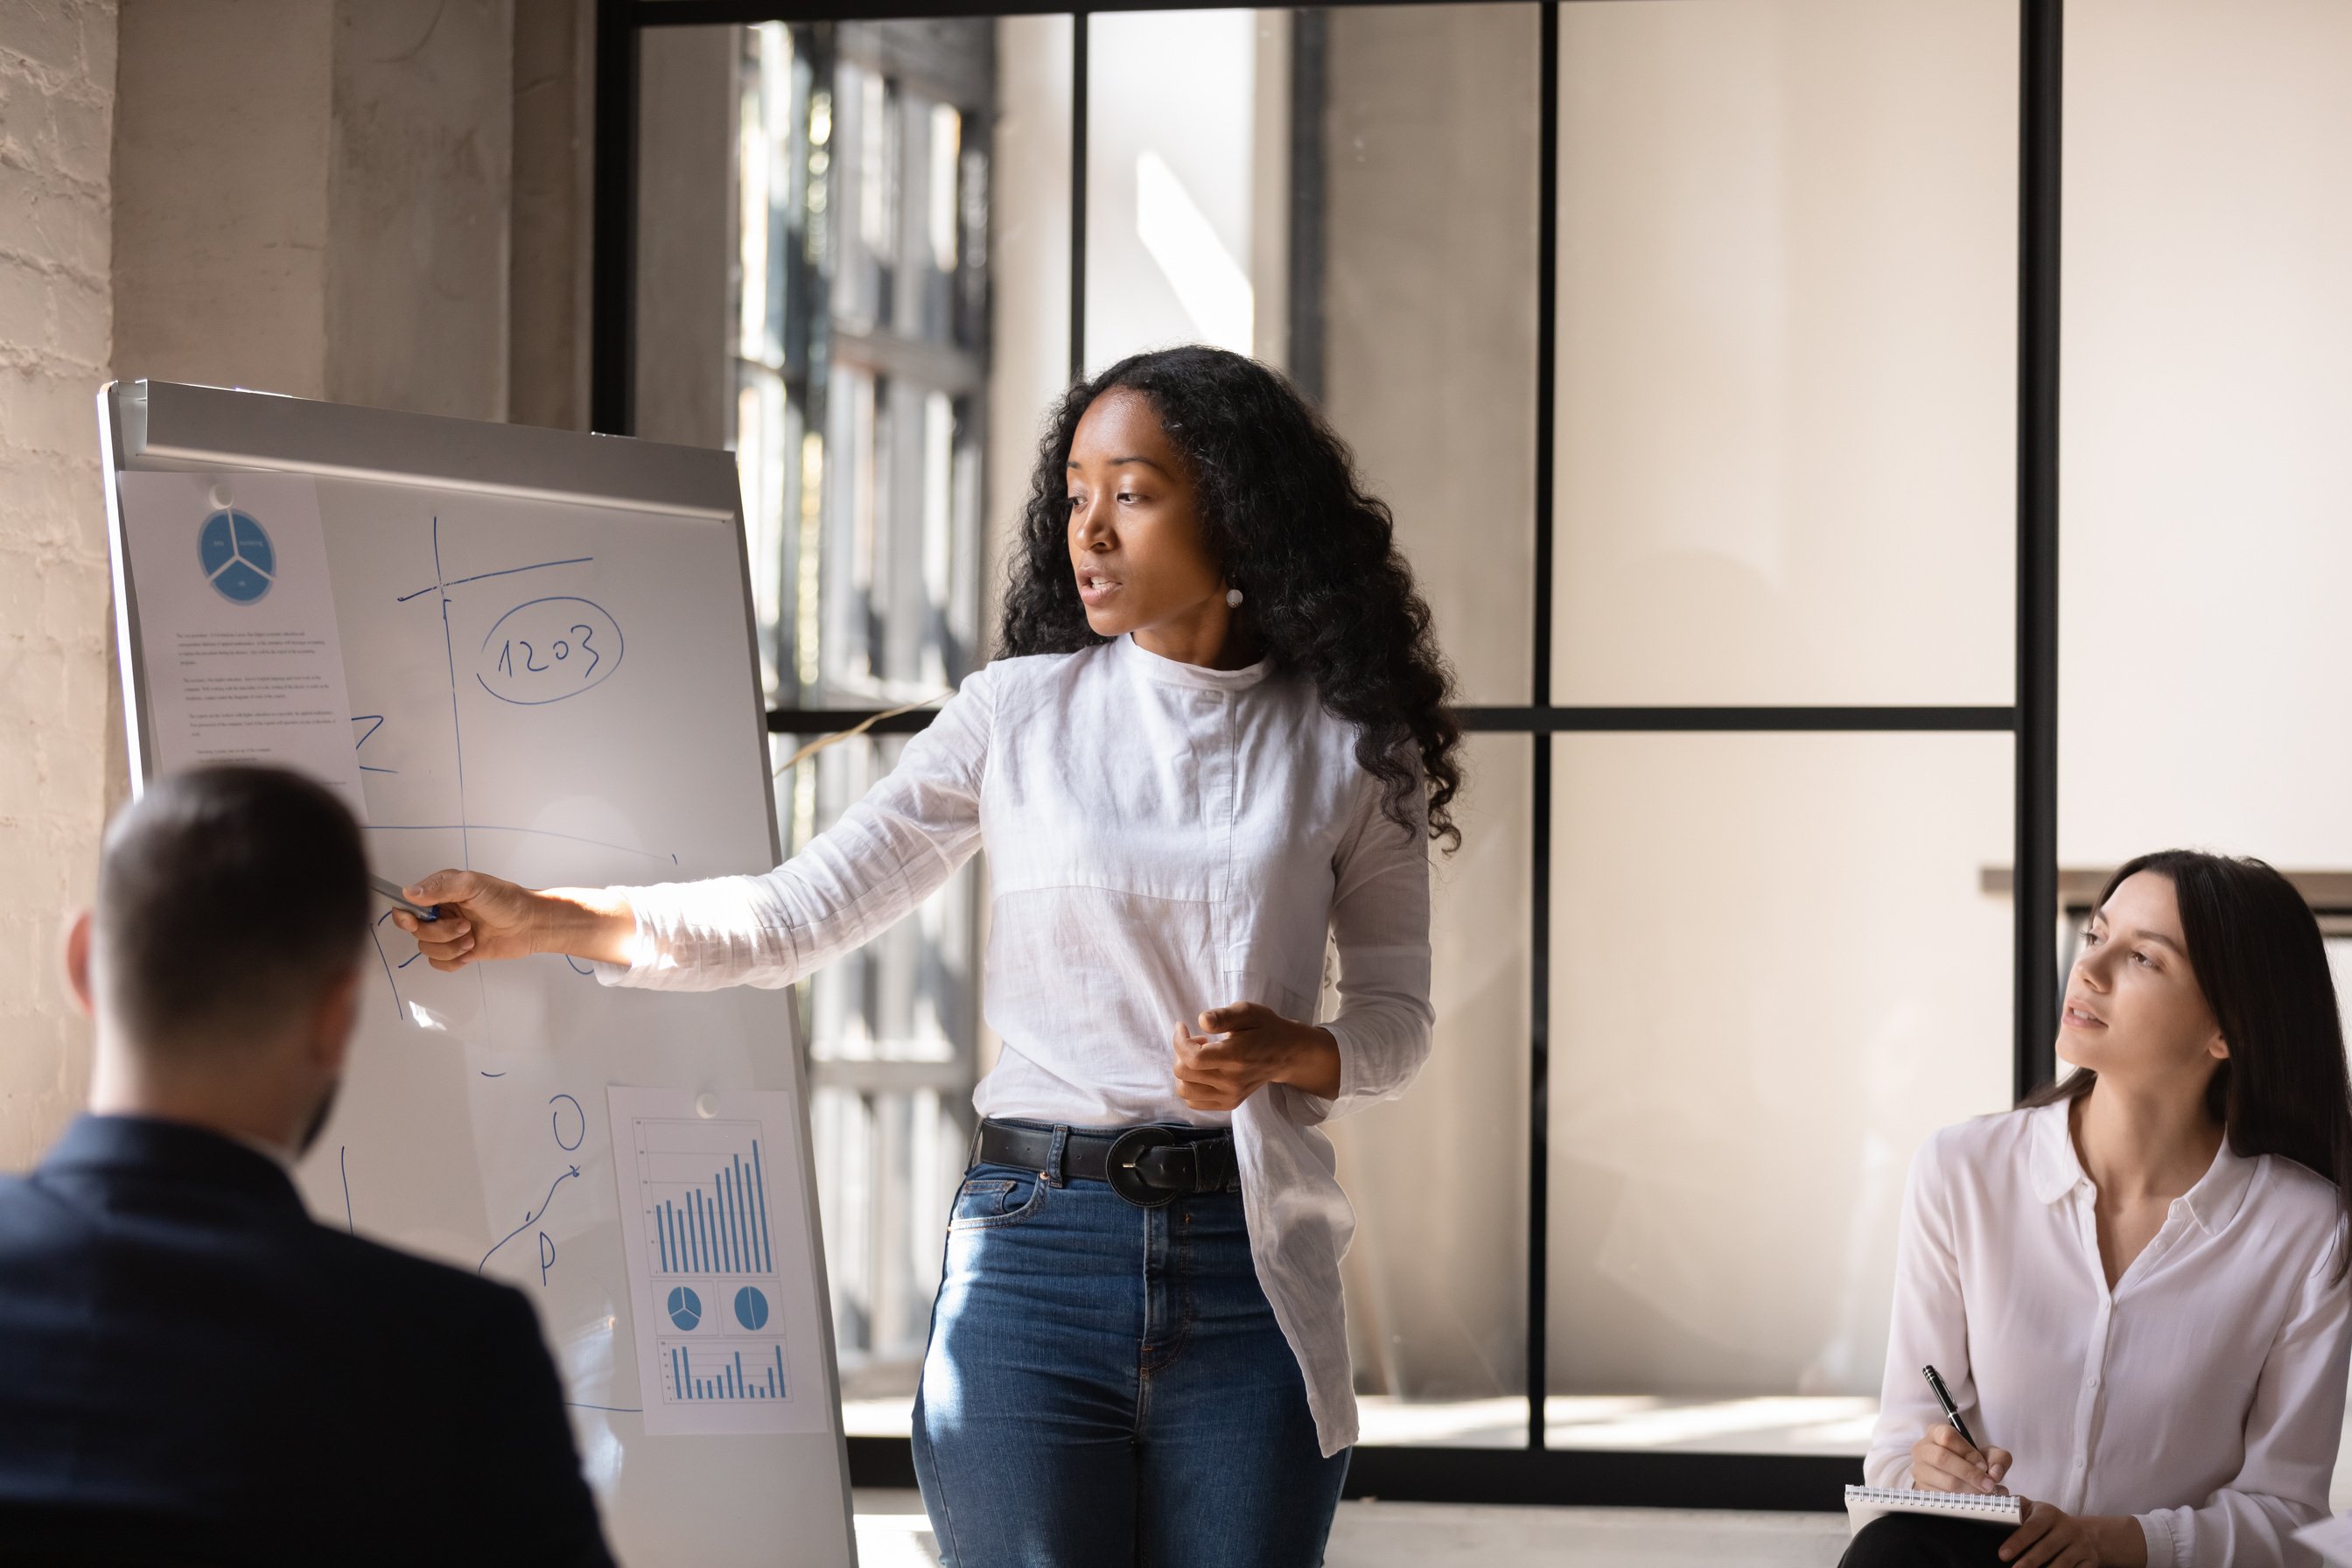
[999,345,1463,850]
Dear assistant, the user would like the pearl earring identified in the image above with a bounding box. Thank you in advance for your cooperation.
[1225,587,1244,608]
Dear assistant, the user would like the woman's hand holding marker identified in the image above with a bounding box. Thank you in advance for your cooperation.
[389,869,638,973]
[1171,1003,1343,1111]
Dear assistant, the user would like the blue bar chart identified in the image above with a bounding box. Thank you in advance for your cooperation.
[649,1140,774,1277]
[662,1341,790,1402]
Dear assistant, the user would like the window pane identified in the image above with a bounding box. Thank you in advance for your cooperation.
[1546,732,2012,1452]
[775,730,980,1396]
[644,20,1012,711]
[727,11,1018,1413]
[1084,10,1290,370]
[1319,4,1539,706]
[1332,733,1530,1446]
[2061,0,2352,867]
[983,13,1076,643]
[1551,0,2018,706]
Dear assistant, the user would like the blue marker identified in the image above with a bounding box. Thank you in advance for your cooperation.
[368,873,439,923]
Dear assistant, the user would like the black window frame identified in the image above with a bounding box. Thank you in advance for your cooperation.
[590,0,2065,1511]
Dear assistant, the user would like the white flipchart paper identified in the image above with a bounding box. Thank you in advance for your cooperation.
[117,472,367,817]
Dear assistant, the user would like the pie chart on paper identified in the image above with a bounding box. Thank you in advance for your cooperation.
[666,1285,702,1331]
[197,508,276,604]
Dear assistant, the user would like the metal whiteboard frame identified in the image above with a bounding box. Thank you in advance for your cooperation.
[94,378,858,1564]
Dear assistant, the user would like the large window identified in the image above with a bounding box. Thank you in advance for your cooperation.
[602,0,2066,1507]
[637,15,1001,1395]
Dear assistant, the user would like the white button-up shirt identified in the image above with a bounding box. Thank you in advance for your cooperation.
[1865,1102,2351,1566]
[597,634,1435,1455]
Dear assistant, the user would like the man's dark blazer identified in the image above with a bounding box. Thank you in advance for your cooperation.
[0,1114,617,1567]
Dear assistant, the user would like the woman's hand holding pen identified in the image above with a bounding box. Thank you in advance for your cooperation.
[1171,1004,1342,1111]
[1911,1424,2012,1495]
[389,869,638,972]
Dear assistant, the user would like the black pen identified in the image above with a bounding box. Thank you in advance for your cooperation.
[1922,1362,1979,1451]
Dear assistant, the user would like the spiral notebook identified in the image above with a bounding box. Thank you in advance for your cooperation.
[1844,1486,2024,1529]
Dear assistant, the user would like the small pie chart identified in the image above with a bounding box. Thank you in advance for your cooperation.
[666,1285,702,1331]
[733,1285,770,1330]
[197,508,276,604]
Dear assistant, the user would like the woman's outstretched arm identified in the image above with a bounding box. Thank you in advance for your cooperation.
[393,669,993,990]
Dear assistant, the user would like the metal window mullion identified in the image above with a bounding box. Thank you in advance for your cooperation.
[591,0,641,436]
[1525,0,1560,1457]
[2015,0,2063,1099]
[1068,10,1088,382]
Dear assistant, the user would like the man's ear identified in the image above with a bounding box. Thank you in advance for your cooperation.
[310,966,363,1074]
[64,910,96,1018]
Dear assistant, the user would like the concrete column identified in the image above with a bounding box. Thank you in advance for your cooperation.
[509,0,594,431]
[112,0,514,421]
[326,1,514,421]
[111,1,334,398]
[633,24,734,452]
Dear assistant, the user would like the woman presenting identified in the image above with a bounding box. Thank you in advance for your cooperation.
[394,345,1461,1567]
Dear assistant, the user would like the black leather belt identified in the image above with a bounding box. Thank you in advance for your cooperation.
[974,1117,1238,1208]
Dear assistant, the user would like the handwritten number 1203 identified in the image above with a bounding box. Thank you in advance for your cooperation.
[476,597,622,706]
[495,624,600,681]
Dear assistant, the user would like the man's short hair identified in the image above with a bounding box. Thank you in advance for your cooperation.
[98,766,369,1048]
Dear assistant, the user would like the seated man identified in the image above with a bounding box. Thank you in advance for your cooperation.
[0,766,614,1567]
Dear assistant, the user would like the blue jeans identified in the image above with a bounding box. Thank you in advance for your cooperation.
[911,1147,1349,1567]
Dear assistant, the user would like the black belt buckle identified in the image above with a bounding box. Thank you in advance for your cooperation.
[1105,1126,1182,1208]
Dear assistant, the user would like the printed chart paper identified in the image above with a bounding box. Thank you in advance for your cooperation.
[116,472,367,817]
[606,1086,830,1436]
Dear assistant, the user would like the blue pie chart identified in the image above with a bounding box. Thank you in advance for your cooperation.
[733,1285,769,1330]
[666,1285,702,1331]
[197,509,276,604]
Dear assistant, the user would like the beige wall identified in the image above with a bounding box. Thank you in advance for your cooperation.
[0,0,119,1171]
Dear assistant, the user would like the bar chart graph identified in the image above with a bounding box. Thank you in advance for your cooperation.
[646,1136,774,1278]
[662,1340,790,1402]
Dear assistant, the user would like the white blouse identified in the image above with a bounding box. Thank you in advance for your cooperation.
[597,634,1436,1455]
[1865,1102,2352,1567]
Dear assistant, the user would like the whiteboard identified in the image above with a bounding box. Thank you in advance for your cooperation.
[98,381,856,1568]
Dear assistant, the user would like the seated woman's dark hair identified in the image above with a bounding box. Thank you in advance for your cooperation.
[999,345,1463,850]
[2026,850,2352,1256]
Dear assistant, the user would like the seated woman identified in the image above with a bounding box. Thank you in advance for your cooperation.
[1846,850,2352,1568]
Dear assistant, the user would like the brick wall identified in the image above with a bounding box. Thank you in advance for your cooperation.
[0,0,117,1169]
